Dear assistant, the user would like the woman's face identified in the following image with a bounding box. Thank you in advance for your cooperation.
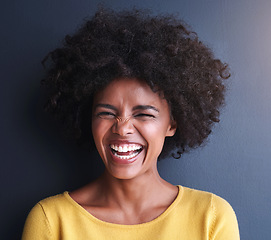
[92,78,176,180]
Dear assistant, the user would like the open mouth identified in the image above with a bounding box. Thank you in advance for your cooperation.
[110,144,143,160]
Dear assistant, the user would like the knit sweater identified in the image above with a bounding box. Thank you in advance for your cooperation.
[22,186,239,240]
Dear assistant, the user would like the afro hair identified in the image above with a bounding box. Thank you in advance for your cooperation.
[42,8,230,159]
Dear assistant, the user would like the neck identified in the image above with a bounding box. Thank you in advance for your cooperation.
[70,168,179,225]
[96,169,175,210]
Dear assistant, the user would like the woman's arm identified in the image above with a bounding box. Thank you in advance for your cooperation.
[22,203,53,240]
[210,195,240,240]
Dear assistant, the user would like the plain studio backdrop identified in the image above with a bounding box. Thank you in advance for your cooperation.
[1,0,271,239]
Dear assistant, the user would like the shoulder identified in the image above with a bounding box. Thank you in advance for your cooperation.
[38,192,69,208]
[24,192,69,221]
[180,186,237,218]
[180,186,232,206]
[26,193,72,226]
[22,193,65,239]
[179,186,240,239]
[36,192,77,219]
[22,192,73,239]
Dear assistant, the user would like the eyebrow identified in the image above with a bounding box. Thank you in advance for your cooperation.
[132,105,159,112]
[94,104,159,112]
[94,104,118,111]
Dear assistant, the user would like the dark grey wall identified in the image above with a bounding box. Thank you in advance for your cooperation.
[1,0,271,239]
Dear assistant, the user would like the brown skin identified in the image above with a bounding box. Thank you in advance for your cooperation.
[70,78,178,225]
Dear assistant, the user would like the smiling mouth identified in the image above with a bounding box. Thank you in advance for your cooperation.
[110,144,143,160]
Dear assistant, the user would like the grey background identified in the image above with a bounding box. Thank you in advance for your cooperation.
[1,0,271,239]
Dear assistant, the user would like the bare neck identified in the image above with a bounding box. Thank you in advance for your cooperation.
[95,170,177,211]
[69,169,178,224]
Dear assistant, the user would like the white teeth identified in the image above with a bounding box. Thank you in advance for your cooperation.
[113,151,139,160]
[110,144,143,160]
[110,144,142,153]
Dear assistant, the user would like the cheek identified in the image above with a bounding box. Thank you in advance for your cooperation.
[138,122,168,145]
[91,120,112,161]
[91,119,109,143]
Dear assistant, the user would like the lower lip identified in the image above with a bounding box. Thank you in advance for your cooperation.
[109,149,142,164]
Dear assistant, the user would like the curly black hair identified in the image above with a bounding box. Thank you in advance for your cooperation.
[42,8,229,159]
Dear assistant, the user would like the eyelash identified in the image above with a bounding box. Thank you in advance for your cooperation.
[96,112,155,120]
[96,112,116,118]
[96,112,155,119]
[134,113,155,118]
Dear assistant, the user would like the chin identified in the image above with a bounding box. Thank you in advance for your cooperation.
[105,168,142,180]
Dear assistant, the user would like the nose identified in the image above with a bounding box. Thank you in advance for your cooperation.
[112,117,134,136]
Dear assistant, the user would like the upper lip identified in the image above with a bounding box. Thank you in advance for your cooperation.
[108,140,144,147]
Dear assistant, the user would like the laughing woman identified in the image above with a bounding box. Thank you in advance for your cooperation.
[22,8,240,240]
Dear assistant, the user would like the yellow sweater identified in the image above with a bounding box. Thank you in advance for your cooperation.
[22,186,239,239]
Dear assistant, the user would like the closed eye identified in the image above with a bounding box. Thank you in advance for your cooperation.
[96,112,116,119]
[134,113,155,119]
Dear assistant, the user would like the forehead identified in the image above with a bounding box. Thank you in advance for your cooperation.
[93,78,166,106]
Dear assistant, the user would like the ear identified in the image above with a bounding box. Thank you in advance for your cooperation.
[166,120,177,137]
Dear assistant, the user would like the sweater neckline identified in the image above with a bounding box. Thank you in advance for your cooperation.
[63,185,183,228]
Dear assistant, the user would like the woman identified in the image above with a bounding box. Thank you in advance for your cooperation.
[22,8,239,239]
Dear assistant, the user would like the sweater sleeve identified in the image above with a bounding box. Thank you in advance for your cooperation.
[210,195,240,240]
[22,203,53,240]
